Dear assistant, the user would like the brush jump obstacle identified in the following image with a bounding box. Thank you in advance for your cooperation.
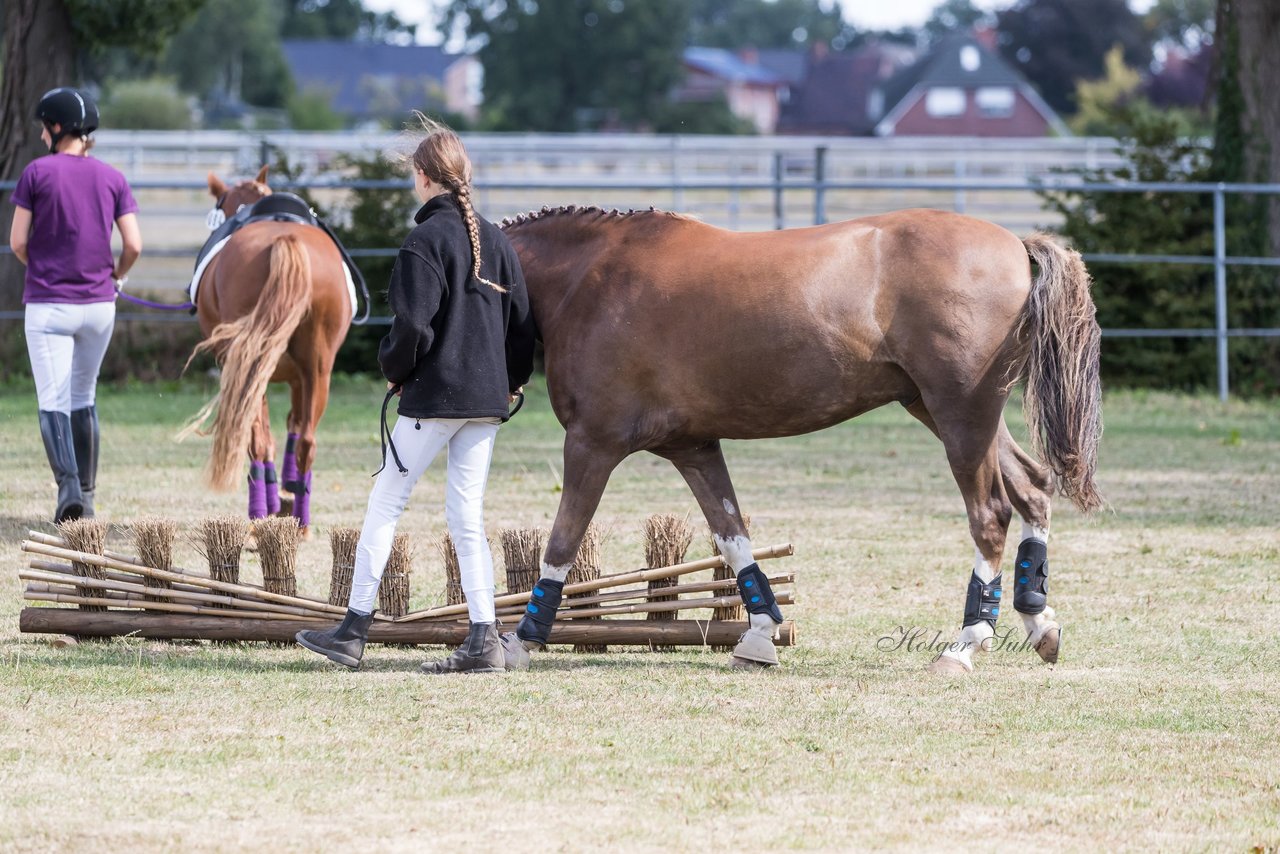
[499,206,1101,673]
[17,524,798,651]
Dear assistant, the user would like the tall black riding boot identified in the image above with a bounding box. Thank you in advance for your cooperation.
[71,406,99,518]
[39,410,84,524]
[295,609,375,668]
[419,622,505,674]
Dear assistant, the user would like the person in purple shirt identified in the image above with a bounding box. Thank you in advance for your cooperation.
[9,87,142,523]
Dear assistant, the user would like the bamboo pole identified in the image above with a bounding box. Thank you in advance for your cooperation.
[20,539,392,621]
[22,591,325,622]
[19,608,798,647]
[21,568,333,620]
[554,591,794,621]
[396,542,794,622]
[489,572,794,619]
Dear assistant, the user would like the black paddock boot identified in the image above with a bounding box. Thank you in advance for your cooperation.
[295,609,374,668]
[39,411,83,524]
[70,406,99,518]
[419,622,505,674]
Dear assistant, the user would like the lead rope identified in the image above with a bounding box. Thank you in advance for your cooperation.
[373,385,408,477]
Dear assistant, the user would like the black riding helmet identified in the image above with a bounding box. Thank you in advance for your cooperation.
[36,87,99,154]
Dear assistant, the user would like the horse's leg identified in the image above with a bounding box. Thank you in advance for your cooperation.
[997,422,1061,664]
[246,396,272,520]
[281,377,304,496]
[260,396,280,515]
[657,441,785,668]
[505,429,627,667]
[906,399,1012,674]
[290,365,329,539]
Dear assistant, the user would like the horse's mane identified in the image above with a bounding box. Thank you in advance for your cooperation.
[500,204,692,231]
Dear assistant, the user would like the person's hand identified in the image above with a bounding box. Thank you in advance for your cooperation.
[509,385,523,404]
[113,275,127,293]
[387,381,402,396]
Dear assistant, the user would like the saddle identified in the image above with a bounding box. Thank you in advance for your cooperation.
[190,192,370,323]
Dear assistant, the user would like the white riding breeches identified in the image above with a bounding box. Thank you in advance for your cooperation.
[25,301,116,413]
[349,416,500,623]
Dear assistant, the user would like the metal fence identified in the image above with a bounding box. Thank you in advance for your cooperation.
[2,167,1276,401]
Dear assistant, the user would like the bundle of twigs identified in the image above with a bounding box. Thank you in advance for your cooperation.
[500,527,542,596]
[438,532,464,606]
[57,518,109,611]
[328,527,359,607]
[254,517,299,597]
[194,515,249,587]
[379,533,412,618]
[643,515,693,651]
[132,516,177,603]
[567,523,605,653]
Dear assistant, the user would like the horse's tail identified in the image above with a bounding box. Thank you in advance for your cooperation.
[180,234,312,492]
[1020,232,1104,513]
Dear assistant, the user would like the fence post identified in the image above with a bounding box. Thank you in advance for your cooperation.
[1214,185,1229,402]
[813,145,828,225]
[773,152,784,230]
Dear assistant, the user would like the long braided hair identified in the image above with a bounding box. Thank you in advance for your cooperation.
[407,114,506,293]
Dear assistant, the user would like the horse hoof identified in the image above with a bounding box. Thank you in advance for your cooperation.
[1034,625,1061,664]
[927,654,972,675]
[729,628,779,668]
[500,632,531,671]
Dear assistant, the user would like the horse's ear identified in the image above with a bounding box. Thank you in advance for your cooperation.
[207,172,227,198]
[254,164,269,185]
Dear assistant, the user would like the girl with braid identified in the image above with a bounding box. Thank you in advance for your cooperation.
[297,116,537,673]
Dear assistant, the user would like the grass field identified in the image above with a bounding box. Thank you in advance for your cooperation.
[1,377,1278,851]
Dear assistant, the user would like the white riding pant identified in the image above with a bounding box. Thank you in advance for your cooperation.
[25,301,116,413]
[349,416,500,623]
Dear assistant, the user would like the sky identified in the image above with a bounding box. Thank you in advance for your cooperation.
[364,0,1157,47]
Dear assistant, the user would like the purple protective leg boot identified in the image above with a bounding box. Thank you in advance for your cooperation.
[281,433,301,492]
[248,461,268,519]
[292,470,312,529]
[264,460,281,515]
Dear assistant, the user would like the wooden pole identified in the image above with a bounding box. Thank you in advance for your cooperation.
[21,568,333,620]
[554,591,794,621]
[22,592,325,622]
[489,572,794,617]
[19,608,797,647]
[20,540,393,621]
[396,542,794,623]
[26,530,340,609]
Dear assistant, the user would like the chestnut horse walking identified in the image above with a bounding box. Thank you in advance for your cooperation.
[182,167,352,534]
[503,205,1101,673]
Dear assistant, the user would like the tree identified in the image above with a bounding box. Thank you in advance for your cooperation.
[161,0,291,109]
[1069,45,1143,136]
[447,0,689,132]
[687,0,853,50]
[996,0,1151,115]
[104,78,194,129]
[923,0,990,44]
[1213,0,1280,260]
[1145,0,1215,50]
[0,0,204,318]
[1042,107,1279,395]
[281,0,416,42]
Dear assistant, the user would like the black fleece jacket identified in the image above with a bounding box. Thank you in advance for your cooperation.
[378,195,537,420]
